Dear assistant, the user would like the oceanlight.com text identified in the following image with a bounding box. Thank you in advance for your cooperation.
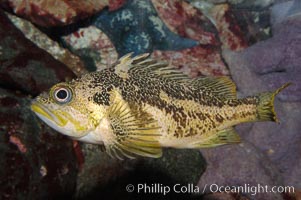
[207,183,295,196]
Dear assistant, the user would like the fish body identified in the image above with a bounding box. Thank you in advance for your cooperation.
[31,53,289,159]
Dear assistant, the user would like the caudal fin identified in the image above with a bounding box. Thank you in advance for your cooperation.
[257,83,291,123]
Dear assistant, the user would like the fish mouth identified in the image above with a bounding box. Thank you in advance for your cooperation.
[30,101,67,127]
[31,101,90,137]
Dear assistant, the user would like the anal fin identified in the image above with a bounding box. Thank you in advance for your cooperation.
[191,127,241,148]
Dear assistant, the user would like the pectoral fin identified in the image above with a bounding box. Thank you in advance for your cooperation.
[190,127,241,148]
[105,89,162,159]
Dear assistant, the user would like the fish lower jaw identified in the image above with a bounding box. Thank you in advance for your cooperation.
[76,132,104,144]
[31,103,66,127]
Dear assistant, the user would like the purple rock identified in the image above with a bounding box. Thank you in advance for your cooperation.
[210,11,301,199]
[198,142,284,200]
[271,0,301,25]
[224,17,301,102]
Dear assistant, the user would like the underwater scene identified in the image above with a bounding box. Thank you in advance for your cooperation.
[0,0,300,199]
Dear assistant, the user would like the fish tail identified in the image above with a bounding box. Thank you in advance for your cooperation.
[256,83,291,123]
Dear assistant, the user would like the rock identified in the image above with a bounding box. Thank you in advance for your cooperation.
[198,142,284,200]
[0,9,76,96]
[75,146,206,199]
[93,0,198,56]
[63,0,231,76]
[271,1,295,25]
[271,0,301,26]
[1,0,109,27]
[0,88,78,199]
[149,0,234,76]
[152,45,229,77]
[202,10,301,199]
[74,145,135,198]
[108,0,128,11]
[224,21,301,102]
[0,9,80,198]
[152,0,218,45]
[189,1,248,50]
[62,26,118,72]
[190,0,275,9]
[5,12,87,76]
[191,1,272,45]
[209,3,247,50]
[149,0,273,78]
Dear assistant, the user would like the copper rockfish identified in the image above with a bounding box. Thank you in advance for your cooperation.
[31,54,289,159]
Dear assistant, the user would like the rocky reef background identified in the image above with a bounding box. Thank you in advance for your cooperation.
[0,0,300,199]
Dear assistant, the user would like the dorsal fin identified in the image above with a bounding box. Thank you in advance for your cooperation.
[133,53,190,82]
[104,89,162,159]
[114,53,134,79]
[115,53,190,82]
[190,76,237,99]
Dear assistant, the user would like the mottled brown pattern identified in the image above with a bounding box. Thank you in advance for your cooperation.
[215,114,224,123]
[74,55,261,144]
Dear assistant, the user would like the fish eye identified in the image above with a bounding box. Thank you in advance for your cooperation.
[51,86,73,104]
